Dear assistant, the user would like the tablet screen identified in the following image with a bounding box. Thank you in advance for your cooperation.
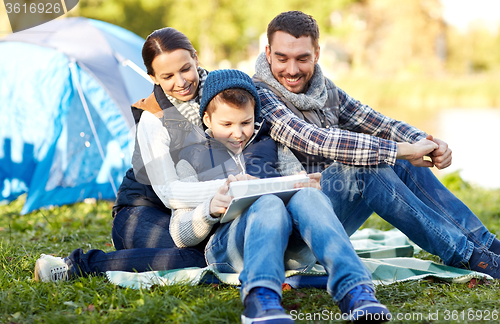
[228,174,309,198]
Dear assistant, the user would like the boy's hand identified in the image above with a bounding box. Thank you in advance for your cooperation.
[209,174,258,217]
[294,171,321,190]
[230,174,259,181]
[209,182,232,217]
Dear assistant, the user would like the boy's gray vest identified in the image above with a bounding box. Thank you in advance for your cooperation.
[252,77,340,173]
[113,85,206,215]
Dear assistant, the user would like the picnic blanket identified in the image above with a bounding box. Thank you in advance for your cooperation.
[106,228,491,289]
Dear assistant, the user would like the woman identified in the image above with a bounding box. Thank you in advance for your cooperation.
[34,27,222,279]
[111,27,225,260]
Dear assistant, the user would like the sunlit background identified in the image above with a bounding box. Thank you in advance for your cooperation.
[1,0,500,188]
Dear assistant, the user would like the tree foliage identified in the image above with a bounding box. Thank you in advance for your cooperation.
[78,0,358,68]
[76,0,500,75]
[446,24,500,74]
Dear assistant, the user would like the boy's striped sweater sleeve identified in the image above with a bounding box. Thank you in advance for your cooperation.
[169,160,220,248]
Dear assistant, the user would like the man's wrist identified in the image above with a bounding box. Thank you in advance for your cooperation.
[396,142,411,159]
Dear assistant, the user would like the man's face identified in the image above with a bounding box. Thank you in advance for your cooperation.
[265,31,319,94]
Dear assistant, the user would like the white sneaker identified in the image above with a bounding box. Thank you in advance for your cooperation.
[34,254,70,282]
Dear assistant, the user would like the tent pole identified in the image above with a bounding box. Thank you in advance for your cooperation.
[113,52,153,84]
[69,60,118,197]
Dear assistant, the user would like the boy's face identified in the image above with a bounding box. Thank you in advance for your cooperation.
[203,101,255,154]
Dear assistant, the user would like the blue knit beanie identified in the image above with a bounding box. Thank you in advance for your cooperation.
[199,69,261,120]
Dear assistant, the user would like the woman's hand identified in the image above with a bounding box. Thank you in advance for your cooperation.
[209,174,257,216]
[294,171,322,190]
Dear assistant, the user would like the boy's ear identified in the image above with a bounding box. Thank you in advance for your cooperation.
[202,112,211,128]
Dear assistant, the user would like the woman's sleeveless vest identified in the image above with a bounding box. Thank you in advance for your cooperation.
[113,85,205,215]
[253,77,340,173]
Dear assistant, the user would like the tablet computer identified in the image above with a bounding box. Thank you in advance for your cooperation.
[220,174,310,223]
[227,174,309,198]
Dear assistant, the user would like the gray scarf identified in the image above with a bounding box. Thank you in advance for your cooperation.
[254,52,327,111]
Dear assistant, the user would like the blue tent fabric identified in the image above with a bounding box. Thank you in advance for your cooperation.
[0,18,152,214]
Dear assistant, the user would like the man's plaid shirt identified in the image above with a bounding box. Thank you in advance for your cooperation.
[258,86,426,166]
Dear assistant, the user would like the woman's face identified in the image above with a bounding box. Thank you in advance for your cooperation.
[149,49,200,101]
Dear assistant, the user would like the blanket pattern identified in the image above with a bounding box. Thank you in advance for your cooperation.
[106,229,490,289]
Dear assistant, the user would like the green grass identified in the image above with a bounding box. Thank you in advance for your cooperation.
[1,173,500,323]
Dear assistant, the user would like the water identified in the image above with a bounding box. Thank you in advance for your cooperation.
[435,108,500,189]
[378,107,500,189]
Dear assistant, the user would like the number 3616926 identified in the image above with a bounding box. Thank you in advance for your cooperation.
[6,2,62,14]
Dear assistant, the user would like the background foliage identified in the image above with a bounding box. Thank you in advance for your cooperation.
[2,0,500,78]
[2,0,499,108]
[72,0,500,77]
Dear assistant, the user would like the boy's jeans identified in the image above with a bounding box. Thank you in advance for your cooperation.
[204,188,373,303]
[321,159,495,267]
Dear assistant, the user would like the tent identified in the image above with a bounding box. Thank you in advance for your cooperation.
[0,17,153,214]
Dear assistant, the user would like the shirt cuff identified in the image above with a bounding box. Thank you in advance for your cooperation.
[378,138,398,165]
[412,132,427,143]
[201,197,221,225]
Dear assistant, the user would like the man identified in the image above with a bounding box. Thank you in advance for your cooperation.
[253,10,500,279]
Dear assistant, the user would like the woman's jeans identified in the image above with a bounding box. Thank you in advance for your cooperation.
[204,188,373,303]
[321,160,495,267]
[69,206,206,277]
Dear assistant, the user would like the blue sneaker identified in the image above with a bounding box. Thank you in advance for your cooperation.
[241,287,294,324]
[460,247,500,279]
[338,285,391,322]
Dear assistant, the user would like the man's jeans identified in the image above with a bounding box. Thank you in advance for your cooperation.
[67,206,207,277]
[321,160,495,267]
[204,188,373,303]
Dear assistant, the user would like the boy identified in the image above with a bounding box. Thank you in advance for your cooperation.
[170,69,391,323]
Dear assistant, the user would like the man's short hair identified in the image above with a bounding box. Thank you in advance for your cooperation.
[267,11,320,49]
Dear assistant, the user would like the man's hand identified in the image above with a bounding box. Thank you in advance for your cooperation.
[427,135,452,170]
[397,138,438,167]
[294,171,321,190]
